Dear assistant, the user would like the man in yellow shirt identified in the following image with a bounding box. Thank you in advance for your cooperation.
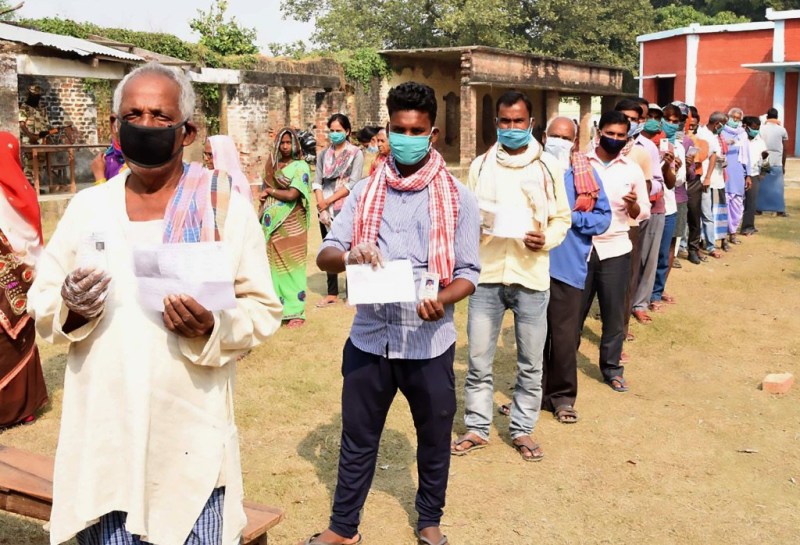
[451,91,571,462]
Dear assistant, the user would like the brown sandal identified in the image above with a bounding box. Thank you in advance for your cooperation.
[632,310,652,324]
[301,532,363,545]
[512,436,544,462]
[450,432,488,456]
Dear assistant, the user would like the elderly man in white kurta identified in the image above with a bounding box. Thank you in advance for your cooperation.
[28,62,282,545]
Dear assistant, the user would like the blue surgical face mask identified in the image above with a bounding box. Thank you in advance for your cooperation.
[714,124,724,135]
[643,118,662,134]
[544,137,574,165]
[747,127,759,139]
[628,121,641,138]
[329,131,347,145]
[726,119,741,129]
[662,121,679,142]
[496,119,533,150]
[367,145,379,153]
[388,130,433,166]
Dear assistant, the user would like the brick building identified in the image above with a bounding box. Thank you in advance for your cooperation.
[637,8,800,157]
[381,47,630,166]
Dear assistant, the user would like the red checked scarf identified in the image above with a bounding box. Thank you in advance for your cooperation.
[352,149,460,285]
[570,150,600,212]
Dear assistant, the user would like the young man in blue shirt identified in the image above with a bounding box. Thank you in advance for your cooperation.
[301,82,480,545]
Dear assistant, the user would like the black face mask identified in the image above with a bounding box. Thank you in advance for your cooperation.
[119,119,187,168]
[599,135,627,156]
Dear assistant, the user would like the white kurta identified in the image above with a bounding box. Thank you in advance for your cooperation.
[27,171,283,545]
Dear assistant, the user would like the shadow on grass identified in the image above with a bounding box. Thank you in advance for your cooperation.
[308,272,348,299]
[297,416,419,531]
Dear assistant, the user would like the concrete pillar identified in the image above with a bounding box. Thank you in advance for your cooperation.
[219,83,229,135]
[774,69,786,122]
[601,95,617,114]
[0,53,20,135]
[460,84,477,167]
[545,90,560,123]
[579,94,593,151]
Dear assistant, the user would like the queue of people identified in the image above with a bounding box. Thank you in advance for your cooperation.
[0,60,792,545]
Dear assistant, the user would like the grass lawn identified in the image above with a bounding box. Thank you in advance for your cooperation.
[2,190,799,545]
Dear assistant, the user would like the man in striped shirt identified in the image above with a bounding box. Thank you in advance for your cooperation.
[303,82,480,545]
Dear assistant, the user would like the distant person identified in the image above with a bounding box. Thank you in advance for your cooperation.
[721,108,751,244]
[203,134,254,202]
[0,131,47,430]
[356,126,380,178]
[696,112,725,258]
[313,113,364,307]
[741,116,769,235]
[757,108,789,216]
[260,128,312,328]
[18,84,50,145]
[91,137,127,184]
[369,128,390,176]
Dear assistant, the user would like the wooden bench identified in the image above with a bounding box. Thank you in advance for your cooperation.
[0,445,283,544]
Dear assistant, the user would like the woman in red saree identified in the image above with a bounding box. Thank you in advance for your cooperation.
[0,131,47,428]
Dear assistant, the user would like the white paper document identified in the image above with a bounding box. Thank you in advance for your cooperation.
[481,204,534,239]
[346,259,416,305]
[133,242,236,312]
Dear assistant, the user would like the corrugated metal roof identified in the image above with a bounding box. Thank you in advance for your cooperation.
[0,23,143,62]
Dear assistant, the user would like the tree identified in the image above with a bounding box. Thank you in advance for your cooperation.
[189,0,259,57]
[0,1,20,20]
[653,5,748,31]
[650,0,800,21]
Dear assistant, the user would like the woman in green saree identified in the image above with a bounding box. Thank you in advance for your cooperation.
[260,128,312,328]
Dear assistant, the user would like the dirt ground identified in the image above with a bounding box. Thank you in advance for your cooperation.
[2,191,799,545]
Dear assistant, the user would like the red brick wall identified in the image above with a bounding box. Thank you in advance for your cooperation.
[785,20,800,61]
[693,30,774,120]
[785,72,798,155]
[641,36,687,104]
[18,75,99,144]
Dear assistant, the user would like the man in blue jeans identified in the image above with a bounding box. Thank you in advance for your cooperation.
[451,91,571,462]
[303,82,480,545]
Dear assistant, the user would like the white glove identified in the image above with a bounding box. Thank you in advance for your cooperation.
[319,209,332,228]
[61,268,111,319]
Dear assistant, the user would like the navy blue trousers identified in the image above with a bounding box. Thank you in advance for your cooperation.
[329,339,456,538]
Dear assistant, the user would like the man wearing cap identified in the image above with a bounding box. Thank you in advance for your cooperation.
[19,85,50,145]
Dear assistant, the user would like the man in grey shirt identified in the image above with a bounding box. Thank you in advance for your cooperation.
[757,108,789,216]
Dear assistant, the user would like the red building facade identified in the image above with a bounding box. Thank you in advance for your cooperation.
[637,8,800,156]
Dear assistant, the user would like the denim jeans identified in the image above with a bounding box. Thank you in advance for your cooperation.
[651,212,677,302]
[464,283,549,441]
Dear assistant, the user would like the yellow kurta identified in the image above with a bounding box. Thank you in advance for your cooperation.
[467,143,571,292]
[27,172,283,545]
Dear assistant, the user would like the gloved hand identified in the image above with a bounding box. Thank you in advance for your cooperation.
[61,268,111,319]
[319,209,332,228]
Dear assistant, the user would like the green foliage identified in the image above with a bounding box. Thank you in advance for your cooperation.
[650,0,800,22]
[653,5,749,30]
[18,17,257,71]
[195,83,221,135]
[334,48,391,87]
[267,40,309,59]
[277,0,800,72]
[0,0,17,21]
[81,78,113,103]
[189,0,258,57]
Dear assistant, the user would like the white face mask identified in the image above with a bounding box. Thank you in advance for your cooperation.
[544,137,574,167]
